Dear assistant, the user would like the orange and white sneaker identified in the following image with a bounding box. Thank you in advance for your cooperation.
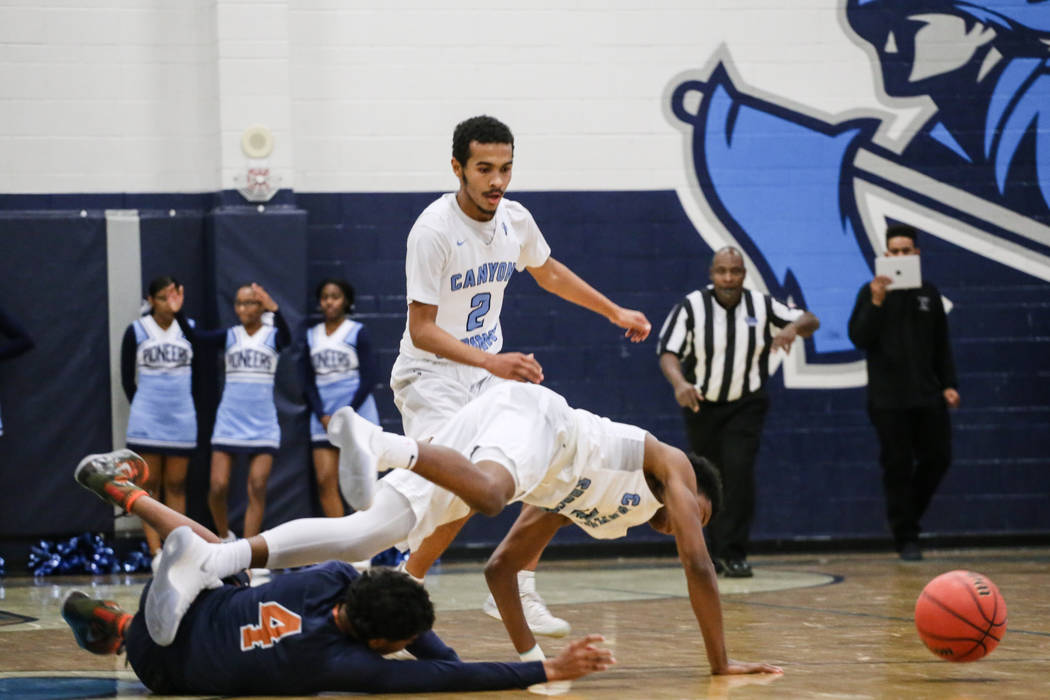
[62,591,132,655]
[74,449,149,512]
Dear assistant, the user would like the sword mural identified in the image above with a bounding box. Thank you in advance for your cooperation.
[668,0,1050,385]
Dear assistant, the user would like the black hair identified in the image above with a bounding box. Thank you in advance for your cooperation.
[341,568,435,643]
[886,223,918,246]
[688,453,724,524]
[146,275,180,298]
[452,115,514,167]
[315,277,355,315]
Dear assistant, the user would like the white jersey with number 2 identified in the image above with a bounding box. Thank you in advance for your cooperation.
[398,193,551,374]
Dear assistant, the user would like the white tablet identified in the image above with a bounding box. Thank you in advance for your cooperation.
[875,255,922,290]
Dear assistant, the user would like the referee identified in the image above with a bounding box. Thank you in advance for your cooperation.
[657,247,819,577]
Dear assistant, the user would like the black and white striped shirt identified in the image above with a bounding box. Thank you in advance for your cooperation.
[657,286,804,402]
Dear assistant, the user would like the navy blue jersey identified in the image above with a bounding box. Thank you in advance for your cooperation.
[126,562,546,695]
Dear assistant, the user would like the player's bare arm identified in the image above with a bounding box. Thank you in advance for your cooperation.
[644,437,783,676]
[770,311,820,353]
[407,301,544,382]
[527,257,651,342]
[659,351,703,412]
[485,505,569,654]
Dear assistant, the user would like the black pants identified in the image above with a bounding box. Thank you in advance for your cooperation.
[681,391,769,561]
[867,403,952,549]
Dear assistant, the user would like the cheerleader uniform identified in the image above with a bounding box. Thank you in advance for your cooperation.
[121,314,195,454]
[185,312,291,455]
[300,318,379,447]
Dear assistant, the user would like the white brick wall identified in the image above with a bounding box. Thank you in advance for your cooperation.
[0,0,916,194]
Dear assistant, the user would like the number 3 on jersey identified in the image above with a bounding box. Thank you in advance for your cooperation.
[466,292,491,332]
[240,601,303,651]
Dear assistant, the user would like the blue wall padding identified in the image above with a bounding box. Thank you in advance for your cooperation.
[0,212,114,535]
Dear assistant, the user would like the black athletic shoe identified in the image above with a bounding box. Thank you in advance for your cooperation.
[898,541,923,561]
[713,558,726,575]
[723,558,754,578]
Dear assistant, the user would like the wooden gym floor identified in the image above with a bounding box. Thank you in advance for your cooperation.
[1,547,1047,698]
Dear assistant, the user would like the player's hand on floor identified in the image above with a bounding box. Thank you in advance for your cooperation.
[716,659,784,675]
[542,635,616,681]
[612,308,651,342]
[485,352,544,383]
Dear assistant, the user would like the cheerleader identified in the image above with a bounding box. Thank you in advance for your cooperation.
[121,277,194,558]
[299,278,379,517]
[181,283,290,540]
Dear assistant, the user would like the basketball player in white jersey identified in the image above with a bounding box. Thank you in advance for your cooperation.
[390,115,652,634]
[144,382,782,677]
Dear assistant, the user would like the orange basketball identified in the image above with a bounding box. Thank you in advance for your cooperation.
[915,570,1007,662]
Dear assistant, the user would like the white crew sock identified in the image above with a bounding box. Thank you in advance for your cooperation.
[203,538,252,580]
[518,569,536,594]
[373,431,419,472]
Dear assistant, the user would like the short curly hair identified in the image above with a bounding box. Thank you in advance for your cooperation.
[452,115,514,167]
[688,453,724,523]
[341,568,435,643]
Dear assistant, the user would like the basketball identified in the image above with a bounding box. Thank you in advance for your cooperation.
[915,570,1007,662]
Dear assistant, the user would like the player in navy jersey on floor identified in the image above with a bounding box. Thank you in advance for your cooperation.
[177,283,291,541]
[148,382,783,677]
[64,450,615,695]
[299,278,379,518]
[121,276,195,562]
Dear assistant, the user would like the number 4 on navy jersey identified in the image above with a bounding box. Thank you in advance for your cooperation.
[240,601,303,651]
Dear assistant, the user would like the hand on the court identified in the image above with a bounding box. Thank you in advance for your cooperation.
[484,352,544,383]
[542,635,616,681]
[716,659,784,675]
[943,388,960,409]
[251,283,278,312]
[674,382,703,412]
[771,325,798,353]
[870,275,892,306]
[612,307,651,342]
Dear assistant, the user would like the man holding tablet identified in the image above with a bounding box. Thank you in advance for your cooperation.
[848,224,960,561]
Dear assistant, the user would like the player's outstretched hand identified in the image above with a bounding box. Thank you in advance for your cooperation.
[484,352,544,384]
[716,658,784,675]
[611,308,651,342]
[542,635,616,681]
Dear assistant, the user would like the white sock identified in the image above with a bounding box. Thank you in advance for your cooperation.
[373,432,419,471]
[204,538,252,579]
[518,569,536,594]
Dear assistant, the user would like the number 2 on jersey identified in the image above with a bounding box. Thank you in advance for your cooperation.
[466,292,491,332]
[240,601,303,651]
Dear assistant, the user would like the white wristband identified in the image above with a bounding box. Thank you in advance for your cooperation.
[519,644,546,662]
